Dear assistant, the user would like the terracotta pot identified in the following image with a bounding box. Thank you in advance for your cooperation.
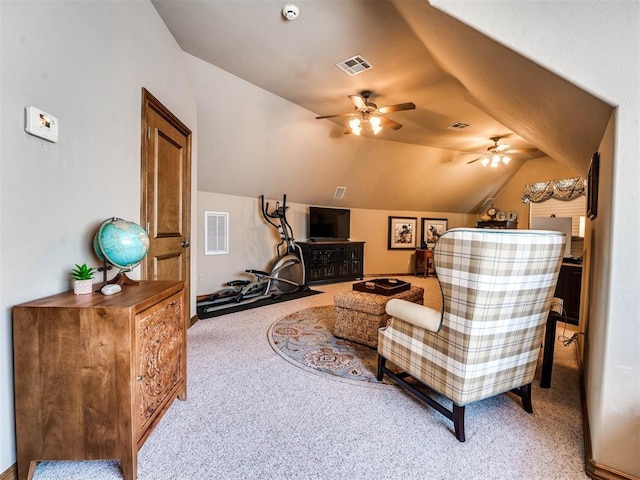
[73,279,93,295]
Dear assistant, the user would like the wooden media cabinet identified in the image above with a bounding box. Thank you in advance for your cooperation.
[298,241,365,284]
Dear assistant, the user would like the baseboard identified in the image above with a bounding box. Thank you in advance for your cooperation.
[587,461,639,480]
[578,340,639,480]
[189,313,198,328]
[0,464,17,480]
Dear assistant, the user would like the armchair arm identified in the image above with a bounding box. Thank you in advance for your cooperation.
[385,298,442,332]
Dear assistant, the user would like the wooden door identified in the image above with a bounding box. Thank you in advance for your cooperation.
[140,89,192,313]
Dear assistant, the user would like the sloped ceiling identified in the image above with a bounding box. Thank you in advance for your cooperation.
[151,0,612,212]
[391,1,613,173]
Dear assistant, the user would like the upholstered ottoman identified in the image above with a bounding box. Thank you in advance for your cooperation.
[333,286,424,348]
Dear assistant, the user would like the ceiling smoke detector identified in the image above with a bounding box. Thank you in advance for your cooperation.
[282,4,299,20]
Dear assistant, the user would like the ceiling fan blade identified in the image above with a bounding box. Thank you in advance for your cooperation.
[348,95,367,110]
[379,116,403,130]
[466,157,482,164]
[494,143,510,152]
[504,148,539,154]
[377,102,416,114]
[315,112,355,120]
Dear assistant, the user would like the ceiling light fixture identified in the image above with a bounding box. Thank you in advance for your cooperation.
[349,111,382,136]
[481,153,511,168]
[473,137,514,167]
[467,136,538,166]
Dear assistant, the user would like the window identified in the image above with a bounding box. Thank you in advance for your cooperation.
[529,196,586,237]
[204,212,229,255]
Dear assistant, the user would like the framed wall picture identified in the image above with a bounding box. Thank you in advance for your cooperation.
[388,216,417,250]
[421,218,448,248]
[587,151,599,219]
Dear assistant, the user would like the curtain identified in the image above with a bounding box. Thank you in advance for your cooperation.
[521,177,586,203]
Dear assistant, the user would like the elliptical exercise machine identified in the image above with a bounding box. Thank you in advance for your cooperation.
[197,194,307,314]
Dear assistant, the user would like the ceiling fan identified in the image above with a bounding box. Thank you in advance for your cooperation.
[315,90,416,135]
[466,136,539,166]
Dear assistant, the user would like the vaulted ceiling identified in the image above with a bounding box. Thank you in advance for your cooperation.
[151,0,612,212]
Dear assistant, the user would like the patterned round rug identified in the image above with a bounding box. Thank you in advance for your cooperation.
[267,305,394,388]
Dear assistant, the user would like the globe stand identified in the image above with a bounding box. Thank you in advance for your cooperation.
[98,261,112,284]
[108,271,140,286]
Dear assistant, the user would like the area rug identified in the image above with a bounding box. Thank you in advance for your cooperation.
[267,305,394,388]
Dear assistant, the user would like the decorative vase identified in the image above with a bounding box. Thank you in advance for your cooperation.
[73,279,93,295]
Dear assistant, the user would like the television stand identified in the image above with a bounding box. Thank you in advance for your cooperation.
[308,238,350,243]
[298,241,364,284]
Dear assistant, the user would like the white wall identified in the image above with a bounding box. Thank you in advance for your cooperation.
[432,1,640,475]
[0,0,197,472]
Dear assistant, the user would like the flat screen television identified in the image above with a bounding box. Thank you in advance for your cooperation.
[308,206,350,241]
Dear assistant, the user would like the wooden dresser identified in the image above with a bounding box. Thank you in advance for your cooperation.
[13,281,186,480]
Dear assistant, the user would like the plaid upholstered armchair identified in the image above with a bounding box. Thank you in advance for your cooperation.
[377,228,565,442]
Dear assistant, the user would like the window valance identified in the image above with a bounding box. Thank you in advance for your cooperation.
[521,177,586,203]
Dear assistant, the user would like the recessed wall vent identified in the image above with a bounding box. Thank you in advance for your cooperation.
[334,186,347,199]
[446,121,470,130]
[204,211,229,255]
[336,55,373,76]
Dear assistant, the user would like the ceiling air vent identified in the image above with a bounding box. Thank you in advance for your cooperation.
[334,186,347,199]
[446,122,470,130]
[336,55,373,76]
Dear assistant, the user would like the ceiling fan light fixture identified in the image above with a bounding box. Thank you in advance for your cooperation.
[369,116,382,134]
[350,118,362,135]
[469,136,536,167]
[317,91,415,136]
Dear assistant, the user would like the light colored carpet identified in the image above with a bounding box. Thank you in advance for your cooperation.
[31,276,587,480]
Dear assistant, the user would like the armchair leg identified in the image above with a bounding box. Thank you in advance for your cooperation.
[510,383,534,413]
[521,383,533,413]
[377,355,386,381]
[379,360,467,442]
[453,404,466,442]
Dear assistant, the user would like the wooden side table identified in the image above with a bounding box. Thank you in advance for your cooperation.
[415,249,434,277]
[13,281,186,480]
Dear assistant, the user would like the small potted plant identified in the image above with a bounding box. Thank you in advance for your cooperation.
[71,263,95,295]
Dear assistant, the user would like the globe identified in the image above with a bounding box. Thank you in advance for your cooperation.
[93,217,150,272]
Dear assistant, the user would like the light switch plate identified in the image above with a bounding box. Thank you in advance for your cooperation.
[24,106,58,142]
